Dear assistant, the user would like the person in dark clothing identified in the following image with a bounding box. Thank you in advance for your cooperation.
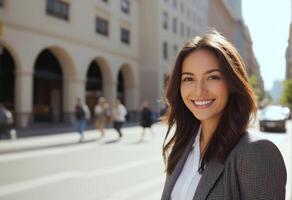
[140,101,155,142]
[0,103,12,139]
[75,98,90,142]
[112,98,127,139]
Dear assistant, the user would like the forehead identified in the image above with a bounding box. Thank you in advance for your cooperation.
[181,49,220,73]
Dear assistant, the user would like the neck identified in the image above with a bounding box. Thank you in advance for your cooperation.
[200,119,219,155]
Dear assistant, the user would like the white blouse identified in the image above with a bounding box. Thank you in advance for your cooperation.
[171,127,202,200]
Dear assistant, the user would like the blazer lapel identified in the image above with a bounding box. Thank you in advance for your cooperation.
[161,139,195,200]
[193,159,224,200]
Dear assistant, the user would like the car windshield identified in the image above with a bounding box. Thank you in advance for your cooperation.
[262,106,286,119]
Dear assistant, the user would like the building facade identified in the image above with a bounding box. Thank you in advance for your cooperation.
[0,0,262,129]
[286,0,292,79]
[208,0,264,93]
[139,0,209,111]
[0,0,141,127]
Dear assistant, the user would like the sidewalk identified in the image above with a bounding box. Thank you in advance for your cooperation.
[0,122,164,154]
[14,121,140,138]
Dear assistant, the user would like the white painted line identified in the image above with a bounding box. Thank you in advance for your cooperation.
[104,175,164,200]
[0,157,160,196]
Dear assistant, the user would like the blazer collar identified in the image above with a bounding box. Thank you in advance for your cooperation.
[161,127,225,200]
[161,137,194,200]
[193,159,224,200]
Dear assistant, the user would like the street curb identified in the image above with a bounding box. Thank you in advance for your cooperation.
[0,123,167,154]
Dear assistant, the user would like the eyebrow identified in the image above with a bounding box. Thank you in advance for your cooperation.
[181,69,222,76]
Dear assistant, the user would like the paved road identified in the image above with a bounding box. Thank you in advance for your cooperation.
[0,121,290,200]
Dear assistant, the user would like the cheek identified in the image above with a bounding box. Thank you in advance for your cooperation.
[180,84,188,101]
[218,84,229,104]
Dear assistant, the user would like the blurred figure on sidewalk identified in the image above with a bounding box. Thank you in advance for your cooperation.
[140,101,155,142]
[0,103,14,140]
[74,98,90,142]
[112,98,127,139]
[94,97,109,138]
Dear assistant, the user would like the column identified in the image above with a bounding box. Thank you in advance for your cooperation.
[15,70,33,128]
[63,78,86,123]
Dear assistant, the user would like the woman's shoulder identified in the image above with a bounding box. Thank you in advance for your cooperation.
[236,132,280,154]
[225,132,287,199]
[228,132,286,172]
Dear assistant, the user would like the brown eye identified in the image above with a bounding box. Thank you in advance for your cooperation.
[207,75,220,80]
[182,77,193,82]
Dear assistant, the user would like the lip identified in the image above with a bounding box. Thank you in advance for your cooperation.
[190,99,215,109]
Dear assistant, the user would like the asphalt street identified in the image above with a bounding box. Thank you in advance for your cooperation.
[0,121,290,200]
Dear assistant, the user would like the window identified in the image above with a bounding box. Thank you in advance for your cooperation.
[173,45,178,55]
[180,22,184,37]
[0,0,4,7]
[172,17,177,33]
[101,0,108,2]
[163,42,168,60]
[187,9,190,19]
[180,2,184,14]
[162,12,168,30]
[46,0,70,21]
[121,0,130,14]
[96,16,109,36]
[121,28,130,44]
[173,0,177,9]
[187,26,191,38]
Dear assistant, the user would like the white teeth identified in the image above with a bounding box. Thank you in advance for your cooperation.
[193,100,213,106]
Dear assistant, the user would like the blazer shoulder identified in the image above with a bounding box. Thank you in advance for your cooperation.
[237,133,280,154]
[226,132,286,169]
[227,133,287,199]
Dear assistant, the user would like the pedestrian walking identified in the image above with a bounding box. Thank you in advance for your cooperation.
[161,29,287,200]
[112,98,127,138]
[94,97,109,137]
[74,98,90,142]
[140,101,155,142]
[0,103,13,139]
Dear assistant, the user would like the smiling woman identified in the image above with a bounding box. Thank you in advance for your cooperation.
[161,29,287,200]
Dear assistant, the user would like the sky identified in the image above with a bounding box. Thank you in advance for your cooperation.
[242,0,291,91]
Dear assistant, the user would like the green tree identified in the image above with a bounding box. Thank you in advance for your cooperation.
[280,79,292,109]
[248,75,264,103]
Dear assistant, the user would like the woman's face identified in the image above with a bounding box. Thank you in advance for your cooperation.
[180,49,229,126]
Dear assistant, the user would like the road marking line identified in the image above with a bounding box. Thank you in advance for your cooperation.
[103,176,165,200]
[0,157,161,196]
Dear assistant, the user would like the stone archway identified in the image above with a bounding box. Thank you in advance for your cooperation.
[86,61,103,116]
[117,64,136,111]
[33,49,63,123]
[0,46,16,112]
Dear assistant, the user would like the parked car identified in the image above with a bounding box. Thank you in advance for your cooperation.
[282,106,291,119]
[259,105,287,132]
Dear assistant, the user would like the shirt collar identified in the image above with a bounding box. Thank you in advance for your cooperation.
[192,125,201,148]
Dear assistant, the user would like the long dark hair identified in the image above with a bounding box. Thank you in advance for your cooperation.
[163,29,257,175]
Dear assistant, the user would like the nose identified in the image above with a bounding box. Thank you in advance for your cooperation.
[194,80,207,97]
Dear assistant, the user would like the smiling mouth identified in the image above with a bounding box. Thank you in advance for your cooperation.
[191,99,215,108]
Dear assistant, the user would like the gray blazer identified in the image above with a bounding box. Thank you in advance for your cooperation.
[161,133,287,200]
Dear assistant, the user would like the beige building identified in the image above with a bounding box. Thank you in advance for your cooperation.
[0,0,263,129]
[208,0,264,92]
[286,0,292,79]
[286,30,292,79]
[0,0,210,128]
[0,0,142,127]
[139,0,209,111]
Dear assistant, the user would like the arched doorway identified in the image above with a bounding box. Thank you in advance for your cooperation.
[117,69,125,104]
[86,61,103,116]
[0,46,15,112]
[33,49,63,123]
